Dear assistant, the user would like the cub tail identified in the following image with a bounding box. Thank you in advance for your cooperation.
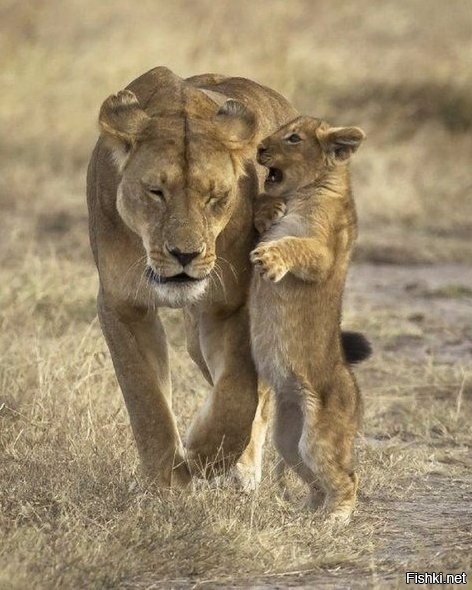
[341,331,372,364]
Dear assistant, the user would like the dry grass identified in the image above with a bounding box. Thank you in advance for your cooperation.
[1,1,471,588]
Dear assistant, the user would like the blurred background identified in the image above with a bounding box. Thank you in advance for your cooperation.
[1,2,471,588]
[1,0,471,267]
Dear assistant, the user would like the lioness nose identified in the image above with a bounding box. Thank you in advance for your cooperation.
[167,246,202,267]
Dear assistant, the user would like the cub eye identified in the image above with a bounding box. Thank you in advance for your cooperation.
[148,187,165,200]
[286,133,302,144]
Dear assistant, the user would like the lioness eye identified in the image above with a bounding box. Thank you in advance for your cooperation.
[286,133,302,144]
[207,190,230,207]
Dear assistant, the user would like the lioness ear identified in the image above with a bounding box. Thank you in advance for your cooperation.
[318,126,365,162]
[213,100,257,150]
[98,89,151,169]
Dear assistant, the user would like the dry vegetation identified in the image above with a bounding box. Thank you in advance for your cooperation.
[0,1,471,588]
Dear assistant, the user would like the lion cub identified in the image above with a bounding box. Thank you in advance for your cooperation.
[249,116,365,521]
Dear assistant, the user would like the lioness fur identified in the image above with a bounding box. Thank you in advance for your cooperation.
[88,67,305,487]
[249,116,366,520]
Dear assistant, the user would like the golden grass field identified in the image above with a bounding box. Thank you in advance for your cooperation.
[1,1,471,588]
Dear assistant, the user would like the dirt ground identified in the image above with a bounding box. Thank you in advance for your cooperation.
[3,259,470,589]
[151,264,472,589]
[1,1,471,588]
[247,263,472,589]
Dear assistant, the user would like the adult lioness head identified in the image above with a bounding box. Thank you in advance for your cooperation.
[98,89,257,305]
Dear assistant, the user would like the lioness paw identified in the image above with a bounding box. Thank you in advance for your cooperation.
[254,199,287,234]
[250,243,288,282]
[231,461,261,493]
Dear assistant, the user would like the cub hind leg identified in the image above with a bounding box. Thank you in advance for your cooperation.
[273,393,324,508]
[312,430,358,522]
[299,375,360,522]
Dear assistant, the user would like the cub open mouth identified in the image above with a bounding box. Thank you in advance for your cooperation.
[146,267,204,285]
[266,167,283,184]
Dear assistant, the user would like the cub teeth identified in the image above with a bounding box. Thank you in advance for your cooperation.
[266,167,282,183]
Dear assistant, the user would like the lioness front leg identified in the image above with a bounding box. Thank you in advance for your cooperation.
[98,290,190,487]
[233,385,271,491]
[185,308,267,488]
[185,305,259,476]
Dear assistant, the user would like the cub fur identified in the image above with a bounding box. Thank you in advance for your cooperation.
[249,116,366,521]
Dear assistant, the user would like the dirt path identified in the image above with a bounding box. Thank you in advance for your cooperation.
[3,259,470,590]
[229,474,471,590]
[264,264,471,589]
[346,263,472,363]
[195,263,472,589]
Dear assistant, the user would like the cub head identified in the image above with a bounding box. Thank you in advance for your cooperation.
[98,89,257,305]
[257,116,365,195]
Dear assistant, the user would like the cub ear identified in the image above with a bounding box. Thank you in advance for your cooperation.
[318,126,366,162]
[98,89,150,169]
[213,99,257,150]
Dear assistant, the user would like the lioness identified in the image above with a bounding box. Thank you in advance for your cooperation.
[249,117,365,520]
[87,66,369,489]
[87,67,300,486]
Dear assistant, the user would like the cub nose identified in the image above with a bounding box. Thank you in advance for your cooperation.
[167,245,202,267]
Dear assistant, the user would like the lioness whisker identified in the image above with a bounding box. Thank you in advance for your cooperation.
[217,256,238,282]
[213,262,227,302]
[133,266,147,306]
[122,254,147,288]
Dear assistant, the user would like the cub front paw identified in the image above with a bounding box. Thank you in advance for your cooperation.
[250,242,288,282]
[254,199,286,234]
